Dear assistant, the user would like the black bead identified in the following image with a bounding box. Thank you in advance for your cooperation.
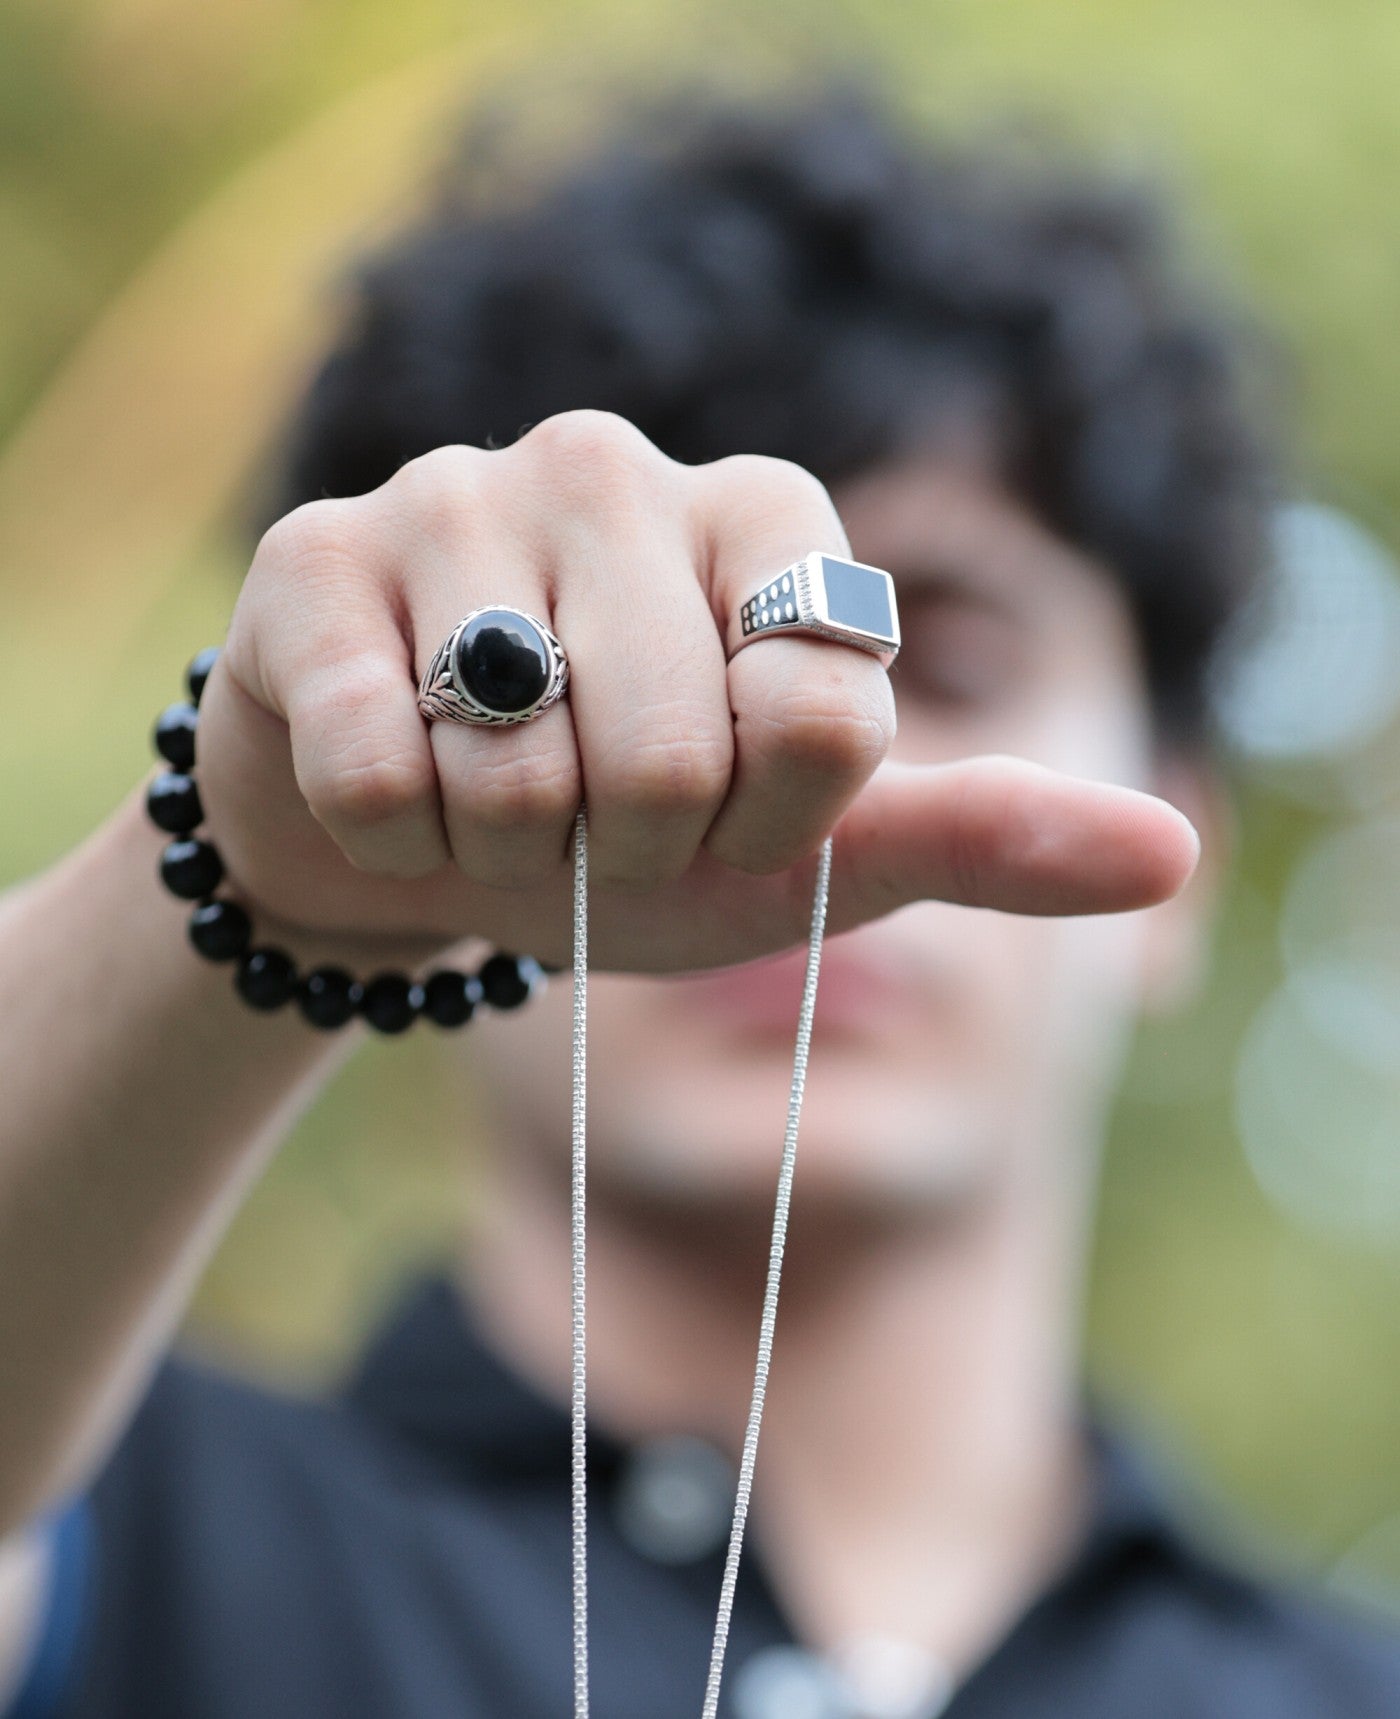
[299,966,363,1029]
[479,952,543,1010]
[235,947,297,1010]
[160,837,224,900]
[186,646,221,706]
[153,701,199,769]
[359,973,420,1034]
[146,770,204,834]
[421,968,483,1027]
[454,610,551,714]
[188,899,251,961]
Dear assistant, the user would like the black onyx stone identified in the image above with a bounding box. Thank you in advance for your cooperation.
[153,701,199,770]
[186,646,221,706]
[146,770,203,834]
[479,952,544,1010]
[454,610,551,714]
[188,899,251,962]
[299,966,363,1029]
[421,968,483,1027]
[160,838,224,900]
[235,947,297,1010]
[359,973,421,1034]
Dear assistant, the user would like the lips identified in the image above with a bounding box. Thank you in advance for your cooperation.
[672,941,909,1035]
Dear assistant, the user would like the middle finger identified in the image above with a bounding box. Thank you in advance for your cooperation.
[516,412,736,892]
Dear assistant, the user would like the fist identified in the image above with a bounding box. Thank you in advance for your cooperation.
[192,410,1198,973]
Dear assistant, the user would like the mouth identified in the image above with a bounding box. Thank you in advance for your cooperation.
[668,942,911,1039]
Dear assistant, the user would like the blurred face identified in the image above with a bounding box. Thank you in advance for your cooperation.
[461,446,1209,1223]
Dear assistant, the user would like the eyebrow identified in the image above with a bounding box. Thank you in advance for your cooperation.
[886,559,1030,623]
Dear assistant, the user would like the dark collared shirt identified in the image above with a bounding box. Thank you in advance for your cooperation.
[11,1274,1400,1718]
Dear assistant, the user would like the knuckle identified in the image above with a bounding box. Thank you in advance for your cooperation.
[589,728,733,891]
[601,725,733,820]
[296,665,436,831]
[384,444,482,531]
[464,747,580,836]
[945,767,985,908]
[392,443,481,490]
[705,806,820,879]
[255,498,361,575]
[702,824,774,877]
[517,409,663,497]
[946,754,1023,906]
[977,752,1028,785]
[705,815,814,881]
[315,749,436,836]
[712,451,839,521]
[758,684,894,779]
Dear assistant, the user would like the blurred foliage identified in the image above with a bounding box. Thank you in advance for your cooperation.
[5,0,1400,1603]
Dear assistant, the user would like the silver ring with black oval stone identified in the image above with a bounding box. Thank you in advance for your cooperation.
[417,606,570,727]
[729,551,900,667]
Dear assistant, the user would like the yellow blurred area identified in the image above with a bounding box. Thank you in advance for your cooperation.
[5,0,1400,1603]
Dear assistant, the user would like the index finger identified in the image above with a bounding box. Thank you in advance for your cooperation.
[691,453,898,876]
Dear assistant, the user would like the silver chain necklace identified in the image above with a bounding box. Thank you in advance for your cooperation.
[566,803,834,1718]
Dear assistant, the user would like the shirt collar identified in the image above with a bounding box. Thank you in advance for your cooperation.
[341,1271,1200,1578]
[341,1272,633,1481]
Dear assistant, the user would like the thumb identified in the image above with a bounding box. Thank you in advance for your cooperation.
[823,754,1201,932]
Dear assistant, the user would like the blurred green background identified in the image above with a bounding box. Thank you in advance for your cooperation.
[5,0,1400,1611]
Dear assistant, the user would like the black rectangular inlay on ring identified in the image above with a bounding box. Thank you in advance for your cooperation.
[819,557,894,639]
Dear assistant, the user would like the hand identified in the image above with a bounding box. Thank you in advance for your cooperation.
[194,409,1200,974]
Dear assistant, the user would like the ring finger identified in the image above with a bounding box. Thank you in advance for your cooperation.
[398,455,583,890]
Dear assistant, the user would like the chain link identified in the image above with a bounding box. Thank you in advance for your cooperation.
[570,806,591,1716]
[569,804,834,1717]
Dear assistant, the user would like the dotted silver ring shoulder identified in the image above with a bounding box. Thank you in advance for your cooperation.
[729,551,900,666]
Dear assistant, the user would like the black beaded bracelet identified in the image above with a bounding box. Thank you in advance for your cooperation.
[146,646,552,1034]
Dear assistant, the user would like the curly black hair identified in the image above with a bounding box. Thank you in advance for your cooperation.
[266,76,1280,751]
